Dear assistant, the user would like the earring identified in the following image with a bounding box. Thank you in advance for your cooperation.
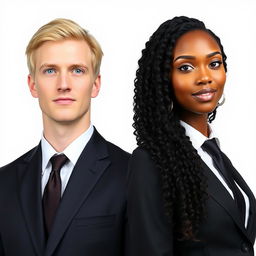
[218,94,225,106]
[170,101,173,111]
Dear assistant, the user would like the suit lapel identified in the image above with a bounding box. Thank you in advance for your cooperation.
[219,154,256,243]
[45,130,111,256]
[18,144,45,256]
[201,161,250,240]
[231,165,256,243]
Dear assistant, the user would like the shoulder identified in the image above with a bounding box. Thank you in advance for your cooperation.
[130,147,154,163]
[105,141,131,173]
[105,140,131,162]
[93,128,131,163]
[130,147,157,173]
[128,147,159,186]
[0,146,38,175]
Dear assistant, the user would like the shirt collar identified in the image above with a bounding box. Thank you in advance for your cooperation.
[41,124,94,174]
[180,120,220,150]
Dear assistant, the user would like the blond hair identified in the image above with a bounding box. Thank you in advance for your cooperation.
[26,18,103,76]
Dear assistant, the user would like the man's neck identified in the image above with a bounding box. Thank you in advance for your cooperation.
[43,119,90,152]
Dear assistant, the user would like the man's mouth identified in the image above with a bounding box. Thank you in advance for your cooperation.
[53,97,75,104]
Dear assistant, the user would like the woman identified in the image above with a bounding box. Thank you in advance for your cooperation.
[127,16,256,255]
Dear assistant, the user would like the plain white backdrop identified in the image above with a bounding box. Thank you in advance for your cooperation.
[0,0,255,198]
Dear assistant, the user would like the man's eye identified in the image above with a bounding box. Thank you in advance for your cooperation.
[73,68,84,74]
[44,68,56,74]
[178,65,193,72]
[209,61,222,69]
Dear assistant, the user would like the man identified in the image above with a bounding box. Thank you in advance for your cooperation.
[0,18,130,256]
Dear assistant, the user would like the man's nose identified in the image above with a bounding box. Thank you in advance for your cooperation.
[57,72,71,91]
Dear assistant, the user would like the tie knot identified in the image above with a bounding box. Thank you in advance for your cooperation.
[202,138,219,154]
[202,138,223,163]
[50,154,68,173]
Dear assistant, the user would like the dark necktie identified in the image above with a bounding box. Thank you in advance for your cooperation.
[202,138,246,223]
[42,154,68,237]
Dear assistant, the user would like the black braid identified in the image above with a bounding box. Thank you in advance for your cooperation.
[133,16,227,240]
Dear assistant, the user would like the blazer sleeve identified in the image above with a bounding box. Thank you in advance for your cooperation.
[126,148,173,256]
[0,234,4,256]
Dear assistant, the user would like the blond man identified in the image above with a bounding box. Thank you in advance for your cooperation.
[0,19,129,256]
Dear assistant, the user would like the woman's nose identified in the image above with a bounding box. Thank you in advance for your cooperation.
[196,67,212,85]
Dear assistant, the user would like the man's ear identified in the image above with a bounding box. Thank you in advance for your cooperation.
[91,74,101,98]
[27,74,38,98]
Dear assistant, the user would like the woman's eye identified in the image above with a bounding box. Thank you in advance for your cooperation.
[73,68,84,74]
[178,65,193,72]
[209,61,222,69]
[44,68,56,74]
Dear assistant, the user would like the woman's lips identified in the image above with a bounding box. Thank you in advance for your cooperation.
[53,98,75,105]
[192,88,217,102]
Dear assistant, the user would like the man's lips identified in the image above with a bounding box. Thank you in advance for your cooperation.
[53,98,75,104]
[192,88,217,102]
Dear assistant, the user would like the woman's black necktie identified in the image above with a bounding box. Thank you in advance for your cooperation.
[42,154,68,237]
[202,138,246,224]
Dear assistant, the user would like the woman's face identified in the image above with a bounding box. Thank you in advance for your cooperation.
[171,30,226,123]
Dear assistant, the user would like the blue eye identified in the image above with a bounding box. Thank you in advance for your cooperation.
[178,65,193,72]
[73,68,84,74]
[44,68,55,74]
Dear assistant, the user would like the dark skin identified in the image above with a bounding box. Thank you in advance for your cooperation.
[171,30,226,137]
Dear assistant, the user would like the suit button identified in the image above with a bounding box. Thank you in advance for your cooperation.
[241,242,250,253]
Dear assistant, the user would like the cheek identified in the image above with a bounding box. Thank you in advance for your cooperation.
[214,71,226,87]
[214,72,226,97]
[172,74,191,96]
[79,86,93,100]
[36,84,50,97]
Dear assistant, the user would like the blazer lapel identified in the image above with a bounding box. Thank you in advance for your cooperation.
[18,144,45,256]
[231,165,256,243]
[201,161,249,239]
[45,130,111,256]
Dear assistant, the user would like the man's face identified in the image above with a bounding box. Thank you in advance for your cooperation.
[28,39,100,126]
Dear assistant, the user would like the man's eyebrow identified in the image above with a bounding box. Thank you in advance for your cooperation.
[173,51,222,62]
[39,63,58,71]
[70,64,88,69]
[39,63,89,70]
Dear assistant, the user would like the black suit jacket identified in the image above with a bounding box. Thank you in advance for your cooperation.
[0,129,130,256]
[127,147,256,256]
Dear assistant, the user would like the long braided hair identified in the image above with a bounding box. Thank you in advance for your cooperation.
[133,16,227,240]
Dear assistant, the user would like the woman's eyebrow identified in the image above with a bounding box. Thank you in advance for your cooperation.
[173,51,222,62]
[206,51,222,58]
[173,55,195,62]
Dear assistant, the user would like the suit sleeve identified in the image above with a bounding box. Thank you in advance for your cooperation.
[0,234,5,256]
[126,148,173,256]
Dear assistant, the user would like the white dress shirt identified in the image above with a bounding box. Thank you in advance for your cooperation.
[180,120,250,227]
[41,124,94,197]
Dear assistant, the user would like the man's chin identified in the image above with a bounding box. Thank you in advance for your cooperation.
[42,110,90,126]
[53,118,78,125]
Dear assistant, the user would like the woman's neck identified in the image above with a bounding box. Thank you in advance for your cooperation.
[180,113,209,137]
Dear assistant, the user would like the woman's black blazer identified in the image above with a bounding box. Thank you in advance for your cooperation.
[126,148,256,256]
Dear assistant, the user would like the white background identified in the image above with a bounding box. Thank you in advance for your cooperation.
[0,0,255,201]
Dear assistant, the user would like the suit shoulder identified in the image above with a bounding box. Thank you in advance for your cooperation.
[129,147,159,182]
[105,140,131,161]
[130,147,156,169]
[0,146,38,173]
[131,147,153,161]
[93,128,130,161]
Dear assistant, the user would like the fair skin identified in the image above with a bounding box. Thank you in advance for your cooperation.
[28,39,101,152]
[171,30,226,136]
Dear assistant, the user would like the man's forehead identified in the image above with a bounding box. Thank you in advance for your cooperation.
[34,39,93,67]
